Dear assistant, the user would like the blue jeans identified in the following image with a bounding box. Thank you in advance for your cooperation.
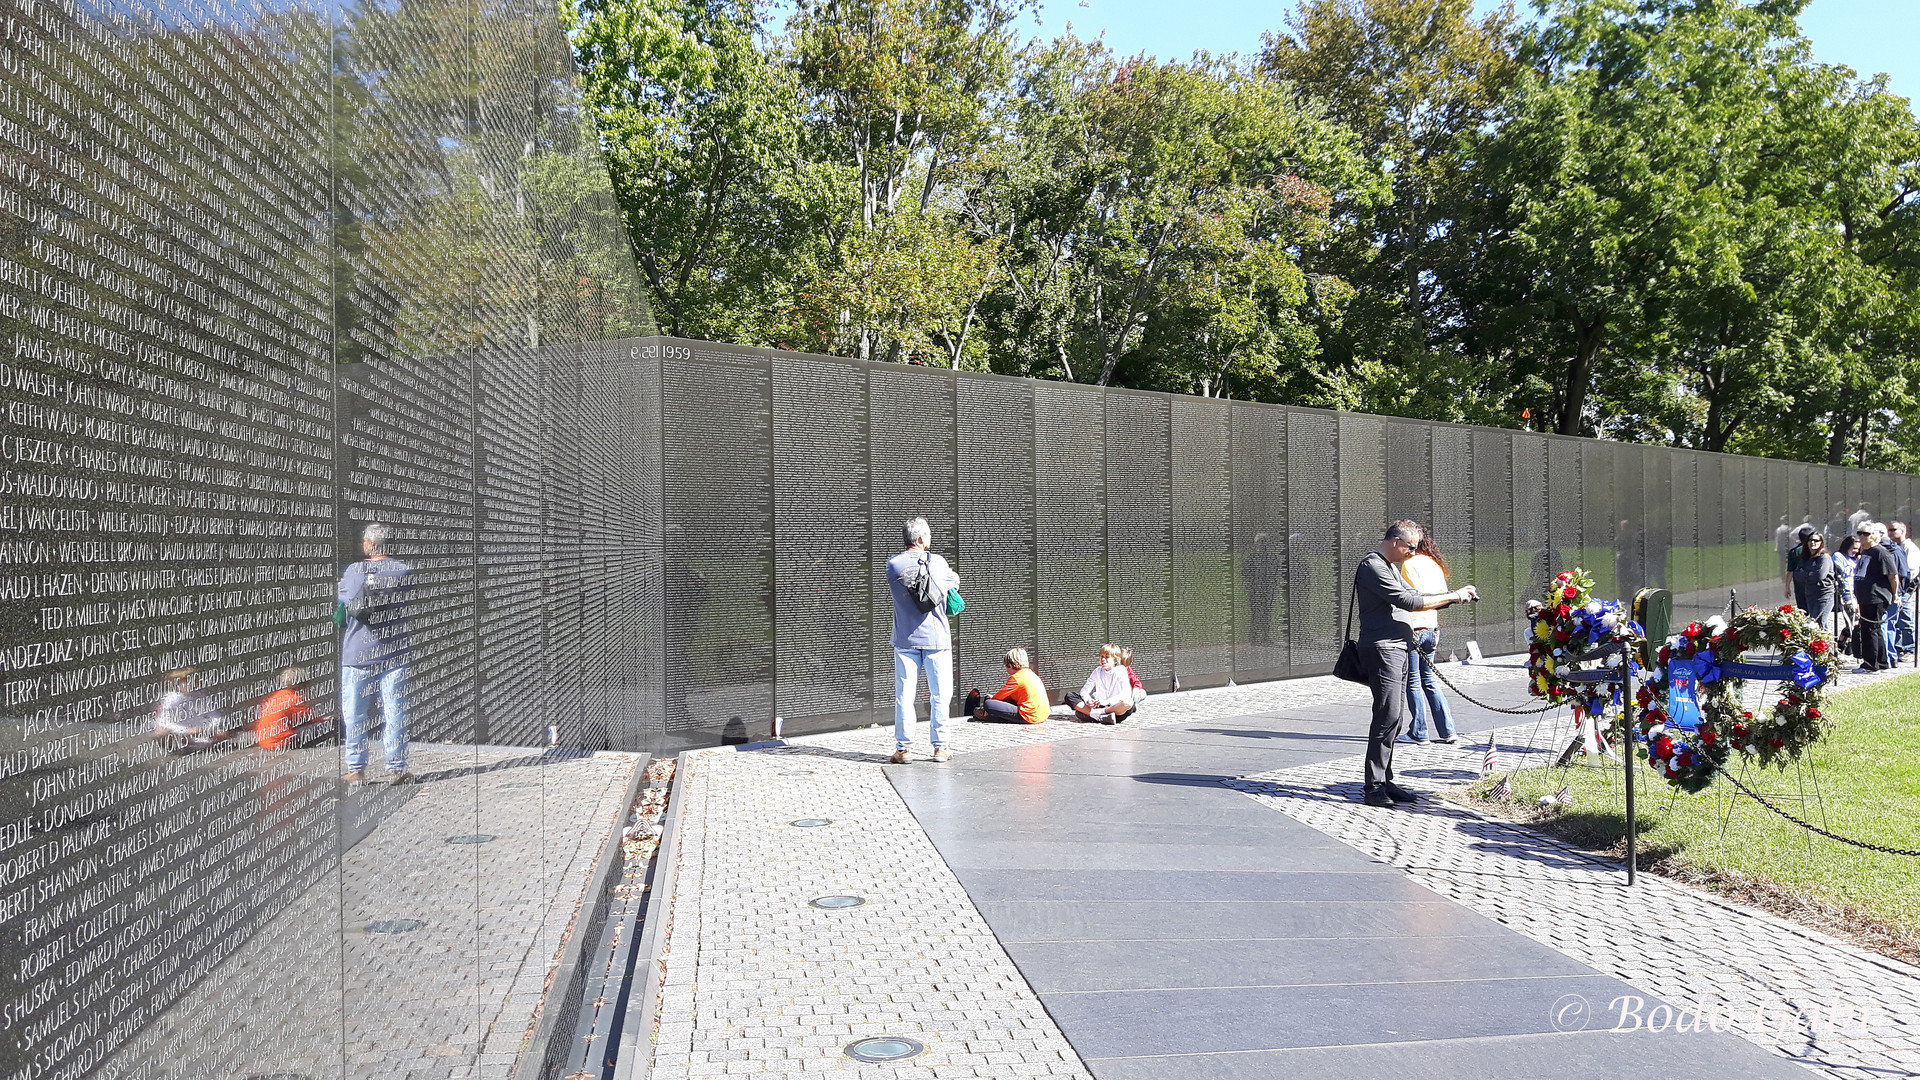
[1405,630,1456,741]
[1896,594,1915,658]
[342,664,410,773]
[893,647,952,751]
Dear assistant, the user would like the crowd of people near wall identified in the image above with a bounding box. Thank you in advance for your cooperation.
[1782,513,1919,673]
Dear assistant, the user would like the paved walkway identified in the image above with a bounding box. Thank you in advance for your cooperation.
[98,745,641,1080]
[646,662,1920,1079]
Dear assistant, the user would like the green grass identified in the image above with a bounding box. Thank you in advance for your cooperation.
[1468,670,1920,956]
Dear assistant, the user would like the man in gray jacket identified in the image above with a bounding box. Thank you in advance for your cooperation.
[885,517,959,763]
[1352,521,1477,807]
[338,522,415,783]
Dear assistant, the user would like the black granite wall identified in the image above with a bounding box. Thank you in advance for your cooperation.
[0,0,1914,1065]
[1,0,657,1072]
[648,337,1920,751]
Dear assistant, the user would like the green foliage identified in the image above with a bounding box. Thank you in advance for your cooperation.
[568,0,1920,467]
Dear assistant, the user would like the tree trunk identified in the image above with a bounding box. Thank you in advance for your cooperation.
[1826,414,1853,466]
[1557,315,1605,436]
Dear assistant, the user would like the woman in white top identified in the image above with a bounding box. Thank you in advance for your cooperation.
[1065,644,1135,725]
[1399,530,1459,743]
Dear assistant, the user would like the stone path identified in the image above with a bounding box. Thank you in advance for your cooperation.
[1233,730,1920,1079]
[645,659,1920,1079]
[98,744,641,1080]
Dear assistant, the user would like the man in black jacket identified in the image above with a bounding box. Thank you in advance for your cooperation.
[1352,521,1478,807]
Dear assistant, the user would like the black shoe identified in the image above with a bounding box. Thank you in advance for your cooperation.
[1432,736,1458,745]
[1382,782,1420,803]
[1362,788,1397,808]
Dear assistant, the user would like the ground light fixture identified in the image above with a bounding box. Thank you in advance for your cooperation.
[790,818,832,827]
[844,1036,926,1063]
[365,919,426,934]
[447,834,498,844]
[809,895,866,909]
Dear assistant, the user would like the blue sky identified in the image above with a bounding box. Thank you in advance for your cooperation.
[1022,0,1916,103]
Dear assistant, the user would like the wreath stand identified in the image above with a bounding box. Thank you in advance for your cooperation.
[1705,648,1832,856]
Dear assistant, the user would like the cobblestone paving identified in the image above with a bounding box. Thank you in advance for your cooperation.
[653,658,1920,1080]
[1228,669,1920,1080]
[650,748,1091,1079]
[342,745,640,1079]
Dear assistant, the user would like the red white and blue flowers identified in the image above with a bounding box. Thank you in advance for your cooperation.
[1636,604,1836,791]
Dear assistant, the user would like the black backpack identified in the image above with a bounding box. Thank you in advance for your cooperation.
[903,553,945,613]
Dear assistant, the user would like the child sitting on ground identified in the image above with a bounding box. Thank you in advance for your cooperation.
[1120,645,1147,707]
[965,647,1049,724]
[1064,644,1135,725]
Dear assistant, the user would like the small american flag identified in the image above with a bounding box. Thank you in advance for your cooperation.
[1488,775,1513,801]
[1482,739,1500,775]
[1555,784,1573,806]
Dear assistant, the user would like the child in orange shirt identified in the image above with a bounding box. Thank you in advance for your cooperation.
[966,648,1049,724]
[256,667,314,750]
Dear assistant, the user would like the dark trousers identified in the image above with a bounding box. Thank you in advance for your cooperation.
[965,692,1025,723]
[1860,604,1890,669]
[1364,641,1412,790]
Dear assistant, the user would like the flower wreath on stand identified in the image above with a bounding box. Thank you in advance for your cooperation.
[1636,604,1837,792]
[1525,568,1643,750]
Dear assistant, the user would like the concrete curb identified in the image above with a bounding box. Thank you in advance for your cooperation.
[512,752,651,1080]
[613,750,693,1080]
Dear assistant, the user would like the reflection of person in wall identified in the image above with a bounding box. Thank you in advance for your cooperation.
[256,666,316,750]
[965,648,1048,724]
[1614,518,1645,599]
[153,668,231,750]
[1243,532,1282,645]
[338,522,414,784]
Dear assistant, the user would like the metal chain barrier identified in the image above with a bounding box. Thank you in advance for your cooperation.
[1428,662,1562,715]
[1713,764,1920,857]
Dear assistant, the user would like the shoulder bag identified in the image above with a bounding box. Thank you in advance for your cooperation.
[1332,560,1369,683]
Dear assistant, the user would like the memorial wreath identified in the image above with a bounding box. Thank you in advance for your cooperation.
[1526,570,1642,749]
[1636,604,1836,791]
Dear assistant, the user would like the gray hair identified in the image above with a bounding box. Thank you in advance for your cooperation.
[1383,520,1422,544]
[1003,647,1029,670]
[902,517,930,549]
[362,522,393,553]
[1864,521,1888,541]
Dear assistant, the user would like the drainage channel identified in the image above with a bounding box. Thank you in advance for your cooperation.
[553,753,680,1080]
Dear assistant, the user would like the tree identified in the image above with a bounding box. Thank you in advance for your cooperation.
[975,49,1377,392]
[570,0,800,339]
[787,0,1030,361]
[1261,0,1523,422]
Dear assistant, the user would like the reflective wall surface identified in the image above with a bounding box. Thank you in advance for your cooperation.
[3,0,1918,1060]
[654,337,1920,750]
[0,0,655,1070]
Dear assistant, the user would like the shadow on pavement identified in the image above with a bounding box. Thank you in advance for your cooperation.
[1132,772,1235,787]
[1186,728,1369,743]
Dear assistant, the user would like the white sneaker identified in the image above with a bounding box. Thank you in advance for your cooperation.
[931,746,951,763]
